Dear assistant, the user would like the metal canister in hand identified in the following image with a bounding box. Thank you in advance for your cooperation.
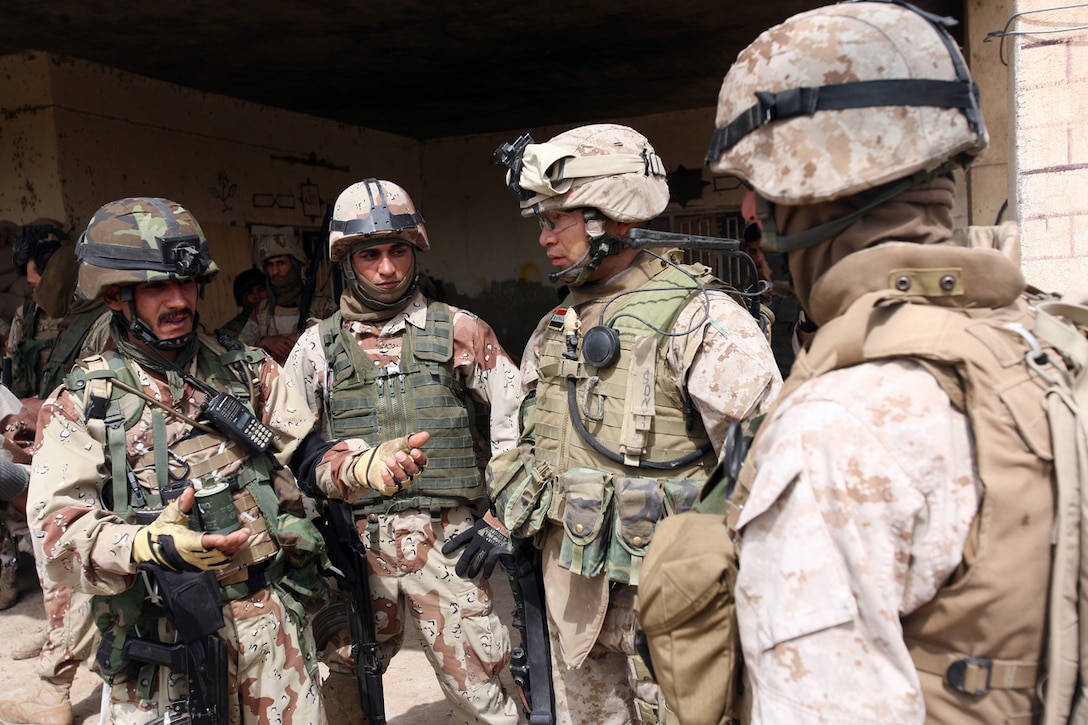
[194,478,242,535]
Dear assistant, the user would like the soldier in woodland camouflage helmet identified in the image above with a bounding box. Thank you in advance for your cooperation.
[491,125,781,724]
[702,3,1066,722]
[286,178,523,723]
[18,196,430,725]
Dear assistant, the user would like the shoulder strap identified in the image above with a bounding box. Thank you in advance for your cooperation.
[36,306,107,398]
[413,300,454,363]
[1029,298,1088,725]
[69,354,145,517]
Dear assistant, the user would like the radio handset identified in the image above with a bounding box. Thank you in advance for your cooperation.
[200,391,273,457]
[132,331,275,457]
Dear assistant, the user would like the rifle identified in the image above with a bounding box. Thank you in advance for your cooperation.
[318,499,386,723]
[122,566,229,725]
[500,536,554,725]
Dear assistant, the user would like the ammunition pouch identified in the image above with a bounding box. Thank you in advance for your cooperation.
[558,469,613,579]
[550,468,701,585]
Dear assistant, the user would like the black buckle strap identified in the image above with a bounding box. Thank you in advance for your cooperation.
[706,78,980,164]
[946,656,993,696]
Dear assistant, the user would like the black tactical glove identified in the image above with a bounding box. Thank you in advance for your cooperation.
[441,513,511,579]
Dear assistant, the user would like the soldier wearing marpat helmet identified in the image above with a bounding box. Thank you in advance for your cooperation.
[708,2,1069,721]
[23,197,428,725]
[286,178,523,723]
[491,124,780,724]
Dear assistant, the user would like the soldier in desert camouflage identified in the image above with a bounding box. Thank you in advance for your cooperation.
[286,178,523,724]
[708,2,1064,721]
[237,228,335,364]
[21,196,428,725]
[490,123,781,724]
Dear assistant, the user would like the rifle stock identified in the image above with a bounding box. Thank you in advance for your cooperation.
[323,499,386,723]
[501,537,554,725]
[122,567,229,725]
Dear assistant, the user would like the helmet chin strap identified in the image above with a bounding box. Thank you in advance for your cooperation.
[548,210,629,287]
[343,248,419,310]
[119,287,198,351]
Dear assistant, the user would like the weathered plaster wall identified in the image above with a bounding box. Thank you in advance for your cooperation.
[2,52,424,328]
[0,54,64,220]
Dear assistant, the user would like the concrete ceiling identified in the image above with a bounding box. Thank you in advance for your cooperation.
[1,0,963,141]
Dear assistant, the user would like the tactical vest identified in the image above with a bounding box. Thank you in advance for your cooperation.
[754,244,1059,722]
[68,337,328,691]
[318,302,482,516]
[65,339,287,588]
[535,262,718,585]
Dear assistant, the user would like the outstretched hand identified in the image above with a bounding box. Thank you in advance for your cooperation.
[352,431,431,497]
[175,487,250,555]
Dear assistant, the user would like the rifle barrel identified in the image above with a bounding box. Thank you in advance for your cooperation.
[628,228,741,251]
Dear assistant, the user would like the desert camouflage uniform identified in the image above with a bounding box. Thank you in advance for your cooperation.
[238,229,336,350]
[735,360,977,724]
[519,252,781,725]
[5,303,110,677]
[237,294,336,348]
[27,336,381,725]
[287,290,523,724]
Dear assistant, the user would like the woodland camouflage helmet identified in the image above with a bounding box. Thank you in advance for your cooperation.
[14,219,68,273]
[76,197,218,301]
[706,0,988,214]
[497,123,669,223]
[328,178,429,263]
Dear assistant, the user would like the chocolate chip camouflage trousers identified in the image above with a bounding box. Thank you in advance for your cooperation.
[35,571,97,678]
[106,587,322,725]
[324,504,520,724]
[548,584,663,725]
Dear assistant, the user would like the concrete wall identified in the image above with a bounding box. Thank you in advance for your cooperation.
[1,52,747,354]
[1,52,423,329]
[1008,0,1088,293]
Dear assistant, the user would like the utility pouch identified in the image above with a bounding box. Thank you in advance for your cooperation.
[607,475,665,585]
[662,478,703,516]
[558,469,613,578]
[506,461,554,540]
[489,447,553,539]
[638,510,740,725]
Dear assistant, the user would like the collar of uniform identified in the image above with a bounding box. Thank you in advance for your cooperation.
[808,242,1025,326]
[345,289,428,336]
